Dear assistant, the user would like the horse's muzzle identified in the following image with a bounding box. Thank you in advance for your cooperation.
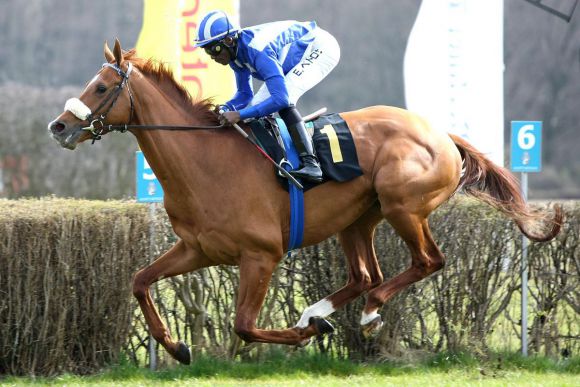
[47,119,83,150]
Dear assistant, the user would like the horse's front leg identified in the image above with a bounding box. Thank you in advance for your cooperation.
[132,240,213,365]
[233,252,332,346]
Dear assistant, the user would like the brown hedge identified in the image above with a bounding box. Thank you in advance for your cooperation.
[0,198,150,375]
[0,197,578,375]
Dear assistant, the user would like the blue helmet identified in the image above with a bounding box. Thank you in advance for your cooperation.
[194,11,238,47]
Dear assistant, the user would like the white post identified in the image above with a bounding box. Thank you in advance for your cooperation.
[521,172,529,356]
[148,203,157,370]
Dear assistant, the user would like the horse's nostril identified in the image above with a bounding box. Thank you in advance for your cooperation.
[52,121,66,133]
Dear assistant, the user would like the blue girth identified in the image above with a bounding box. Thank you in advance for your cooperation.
[275,118,304,252]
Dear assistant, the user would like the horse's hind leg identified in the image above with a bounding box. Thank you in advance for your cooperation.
[295,204,384,329]
[361,210,445,336]
[132,240,213,364]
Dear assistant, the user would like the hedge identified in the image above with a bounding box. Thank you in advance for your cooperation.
[0,197,577,375]
[0,199,149,375]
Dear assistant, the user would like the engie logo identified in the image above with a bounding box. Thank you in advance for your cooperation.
[292,49,323,76]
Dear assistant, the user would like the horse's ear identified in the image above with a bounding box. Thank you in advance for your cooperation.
[104,40,115,63]
[113,38,124,67]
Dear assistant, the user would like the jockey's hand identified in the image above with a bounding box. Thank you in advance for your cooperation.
[214,104,230,114]
[220,111,241,125]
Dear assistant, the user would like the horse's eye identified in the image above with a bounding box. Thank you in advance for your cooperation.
[96,84,107,94]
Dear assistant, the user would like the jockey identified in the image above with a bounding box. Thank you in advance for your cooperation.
[194,10,341,183]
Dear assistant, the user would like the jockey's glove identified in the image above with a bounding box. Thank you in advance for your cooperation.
[215,104,231,115]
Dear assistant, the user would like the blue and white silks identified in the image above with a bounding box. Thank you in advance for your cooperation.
[224,21,318,119]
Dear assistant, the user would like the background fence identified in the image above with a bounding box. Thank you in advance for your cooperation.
[0,197,577,375]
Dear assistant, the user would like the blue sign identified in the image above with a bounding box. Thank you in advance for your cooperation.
[136,151,164,202]
[510,121,542,172]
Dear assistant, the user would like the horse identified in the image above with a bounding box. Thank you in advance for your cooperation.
[48,39,562,365]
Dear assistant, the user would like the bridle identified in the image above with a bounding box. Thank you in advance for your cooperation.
[82,62,135,143]
[64,60,304,189]
[64,61,225,144]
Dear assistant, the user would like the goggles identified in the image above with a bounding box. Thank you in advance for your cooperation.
[204,42,225,56]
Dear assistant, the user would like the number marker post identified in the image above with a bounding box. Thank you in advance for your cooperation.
[510,121,542,356]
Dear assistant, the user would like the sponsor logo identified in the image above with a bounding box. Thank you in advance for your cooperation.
[292,49,323,76]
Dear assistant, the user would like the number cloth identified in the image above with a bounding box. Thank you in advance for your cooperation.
[249,113,363,192]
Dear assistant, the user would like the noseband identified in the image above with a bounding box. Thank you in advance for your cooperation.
[65,62,134,143]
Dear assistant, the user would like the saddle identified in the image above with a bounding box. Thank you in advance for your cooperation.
[248,112,363,192]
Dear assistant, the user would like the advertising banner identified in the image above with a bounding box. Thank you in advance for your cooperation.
[136,0,239,101]
[404,0,504,166]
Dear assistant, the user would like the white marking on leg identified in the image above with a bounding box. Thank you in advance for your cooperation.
[360,310,381,326]
[295,299,335,328]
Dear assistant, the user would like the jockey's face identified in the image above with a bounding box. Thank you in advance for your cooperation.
[204,37,235,66]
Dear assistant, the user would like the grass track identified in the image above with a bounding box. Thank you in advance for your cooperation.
[2,352,578,386]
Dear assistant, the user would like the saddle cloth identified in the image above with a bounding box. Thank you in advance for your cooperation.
[249,113,363,192]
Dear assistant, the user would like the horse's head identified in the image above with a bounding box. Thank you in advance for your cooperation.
[48,39,134,150]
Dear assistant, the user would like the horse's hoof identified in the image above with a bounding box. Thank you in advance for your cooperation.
[361,316,383,338]
[174,341,191,365]
[309,317,334,335]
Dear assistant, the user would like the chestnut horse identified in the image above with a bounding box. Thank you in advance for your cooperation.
[48,40,561,364]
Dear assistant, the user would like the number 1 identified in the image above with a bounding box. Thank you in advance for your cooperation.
[320,125,344,163]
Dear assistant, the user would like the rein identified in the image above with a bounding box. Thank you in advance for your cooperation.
[65,61,225,144]
[94,122,227,137]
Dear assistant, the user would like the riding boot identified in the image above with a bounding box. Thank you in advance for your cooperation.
[279,106,323,183]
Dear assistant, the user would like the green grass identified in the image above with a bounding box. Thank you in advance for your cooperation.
[2,351,579,386]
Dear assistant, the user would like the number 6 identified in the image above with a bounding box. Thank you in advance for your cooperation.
[518,124,536,150]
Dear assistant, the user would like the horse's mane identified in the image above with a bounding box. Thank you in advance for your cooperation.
[123,49,220,126]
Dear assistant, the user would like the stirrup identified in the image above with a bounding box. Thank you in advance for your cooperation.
[278,159,293,178]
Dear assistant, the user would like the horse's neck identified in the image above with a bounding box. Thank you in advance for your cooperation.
[132,74,200,137]
[129,73,211,192]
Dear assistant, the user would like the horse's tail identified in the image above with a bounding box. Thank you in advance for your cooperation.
[450,134,562,242]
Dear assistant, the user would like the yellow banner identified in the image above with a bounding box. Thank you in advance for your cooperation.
[136,0,239,102]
